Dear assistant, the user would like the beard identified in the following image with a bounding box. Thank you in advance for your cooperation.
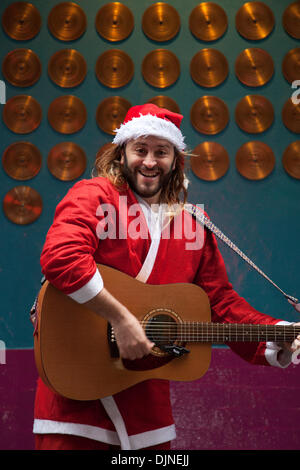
[121,152,174,200]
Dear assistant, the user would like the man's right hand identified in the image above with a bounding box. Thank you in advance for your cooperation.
[111,312,155,360]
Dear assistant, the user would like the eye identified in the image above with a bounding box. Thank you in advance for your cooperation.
[156,149,167,157]
[136,147,147,155]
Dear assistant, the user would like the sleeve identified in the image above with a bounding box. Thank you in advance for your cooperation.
[40,180,106,303]
[194,227,288,367]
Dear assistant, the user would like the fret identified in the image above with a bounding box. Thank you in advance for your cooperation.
[176,322,300,344]
[260,325,264,342]
[224,324,229,342]
[173,322,300,344]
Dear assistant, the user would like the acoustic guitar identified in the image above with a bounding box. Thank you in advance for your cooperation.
[34,264,299,401]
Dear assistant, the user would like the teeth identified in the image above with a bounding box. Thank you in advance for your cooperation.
[139,170,159,178]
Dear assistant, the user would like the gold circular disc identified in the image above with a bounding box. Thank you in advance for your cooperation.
[191,142,230,181]
[147,96,180,113]
[283,2,300,39]
[2,2,41,40]
[95,49,134,88]
[189,3,228,41]
[190,96,229,135]
[282,48,300,84]
[235,2,275,40]
[2,142,42,180]
[190,49,229,88]
[282,99,300,134]
[235,48,274,87]
[236,141,275,180]
[48,2,87,41]
[142,2,180,42]
[235,95,274,134]
[2,49,41,87]
[47,142,86,181]
[142,49,180,88]
[3,95,42,134]
[95,3,134,42]
[282,141,300,179]
[96,96,132,135]
[48,95,87,134]
[3,185,42,225]
[48,49,87,88]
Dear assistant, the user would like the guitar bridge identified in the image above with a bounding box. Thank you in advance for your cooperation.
[107,323,120,358]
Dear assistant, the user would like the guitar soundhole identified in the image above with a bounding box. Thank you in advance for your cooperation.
[146,314,178,350]
[122,311,182,371]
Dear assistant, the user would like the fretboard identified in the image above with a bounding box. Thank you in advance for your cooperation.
[175,323,300,343]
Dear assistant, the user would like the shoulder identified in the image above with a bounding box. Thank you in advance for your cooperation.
[54,178,123,216]
[71,176,111,192]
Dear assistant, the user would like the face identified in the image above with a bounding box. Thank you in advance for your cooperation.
[120,135,176,204]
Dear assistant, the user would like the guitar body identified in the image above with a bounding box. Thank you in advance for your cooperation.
[34,264,211,400]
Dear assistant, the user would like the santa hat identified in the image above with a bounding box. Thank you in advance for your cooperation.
[112,103,186,151]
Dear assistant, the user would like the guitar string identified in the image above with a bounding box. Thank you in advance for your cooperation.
[137,321,300,328]
[137,322,300,330]
[141,334,298,341]
[138,323,300,336]
[113,322,300,341]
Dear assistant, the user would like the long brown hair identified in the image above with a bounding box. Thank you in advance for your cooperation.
[93,142,188,206]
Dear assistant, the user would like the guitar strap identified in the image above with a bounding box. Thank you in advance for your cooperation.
[184,203,299,306]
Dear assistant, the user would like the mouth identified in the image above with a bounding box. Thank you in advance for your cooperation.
[138,170,160,179]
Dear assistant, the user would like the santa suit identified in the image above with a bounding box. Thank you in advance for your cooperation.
[33,177,287,449]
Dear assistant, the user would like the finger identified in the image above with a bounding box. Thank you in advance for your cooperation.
[291,338,300,353]
[140,342,154,357]
[127,341,151,360]
[146,339,155,349]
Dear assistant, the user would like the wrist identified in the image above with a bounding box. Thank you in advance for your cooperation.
[84,287,129,323]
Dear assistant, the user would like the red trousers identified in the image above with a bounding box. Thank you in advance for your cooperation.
[35,434,171,450]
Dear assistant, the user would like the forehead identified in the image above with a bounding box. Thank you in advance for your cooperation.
[128,136,173,148]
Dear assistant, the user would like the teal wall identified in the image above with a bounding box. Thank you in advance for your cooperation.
[0,0,299,350]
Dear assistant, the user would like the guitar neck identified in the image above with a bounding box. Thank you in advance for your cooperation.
[176,323,300,343]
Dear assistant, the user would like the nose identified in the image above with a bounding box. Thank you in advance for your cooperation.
[142,151,157,168]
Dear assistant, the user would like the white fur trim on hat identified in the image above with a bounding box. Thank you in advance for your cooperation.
[112,114,186,151]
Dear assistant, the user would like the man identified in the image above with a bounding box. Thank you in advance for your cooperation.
[33,104,300,450]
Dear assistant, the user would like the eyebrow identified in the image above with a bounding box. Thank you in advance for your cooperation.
[133,141,172,149]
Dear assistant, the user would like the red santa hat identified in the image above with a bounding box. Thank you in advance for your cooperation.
[112,103,186,151]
